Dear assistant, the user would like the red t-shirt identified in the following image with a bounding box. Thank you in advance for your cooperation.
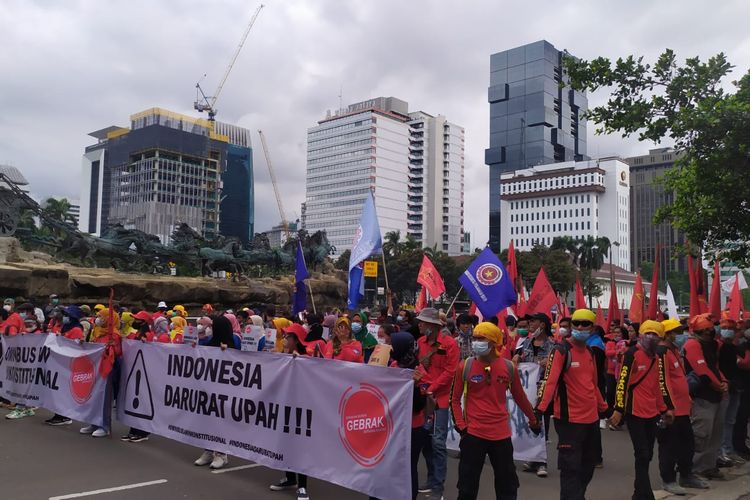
[127,331,155,342]
[614,345,667,418]
[537,339,608,424]
[324,340,364,363]
[1,313,24,336]
[450,357,535,441]
[417,332,460,408]
[658,344,691,417]
[63,327,84,341]
[306,339,327,358]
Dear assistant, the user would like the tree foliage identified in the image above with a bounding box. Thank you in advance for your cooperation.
[551,236,610,304]
[564,50,750,265]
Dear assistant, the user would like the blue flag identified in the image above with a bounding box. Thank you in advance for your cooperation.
[348,191,382,310]
[458,247,517,319]
[293,240,309,315]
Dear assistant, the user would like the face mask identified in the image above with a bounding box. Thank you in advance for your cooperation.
[205,327,212,338]
[396,315,404,323]
[517,328,529,337]
[639,334,658,354]
[377,336,387,345]
[19,312,27,320]
[571,329,591,342]
[558,327,569,338]
[52,299,59,305]
[95,317,104,326]
[351,322,362,333]
[197,325,206,333]
[471,340,491,355]
[714,325,721,334]
[720,329,735,340]
[3,305,11,312]
[673,333,689,349]
[25,326,36,333]
[62,316,70,325]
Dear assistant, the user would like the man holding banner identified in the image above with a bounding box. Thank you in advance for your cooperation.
[450,322,540,500]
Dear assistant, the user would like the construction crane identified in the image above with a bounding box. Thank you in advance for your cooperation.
[257,130,290,239]
[194,4,264,121]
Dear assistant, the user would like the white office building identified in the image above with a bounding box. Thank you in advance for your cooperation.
[304,97,464,256]
[499,157,631,270]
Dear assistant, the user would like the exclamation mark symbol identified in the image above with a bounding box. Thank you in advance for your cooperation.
[132,370,141,409]
[305,409,312,437]
[295,407,302,435]
[283,406,291,433]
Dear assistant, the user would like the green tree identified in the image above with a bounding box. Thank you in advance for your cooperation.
[334,249,350,271]
[500,244,577,298]
[564,50,750,265]
[382,231,402,258]
[639,261,655,280]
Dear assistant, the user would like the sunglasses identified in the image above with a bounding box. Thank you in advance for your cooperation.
[571,320,593,327]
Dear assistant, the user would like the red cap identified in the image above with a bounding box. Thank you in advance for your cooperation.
[284,323,308,346]
[133,311,153,324]
[689,313,714,332]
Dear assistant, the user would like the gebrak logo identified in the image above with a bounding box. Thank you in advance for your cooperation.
[338,383,393,467]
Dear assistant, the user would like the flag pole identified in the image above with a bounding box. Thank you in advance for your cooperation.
[299,243,317,315]
[381,252,390,294]
[446,285,464,316]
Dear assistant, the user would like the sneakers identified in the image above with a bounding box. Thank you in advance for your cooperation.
[698,468,725,480]
[80,425,96,434]
[679,474,710,489]
[717,455,735,468]
[210,452,228,469]
[194,450,214,466]
[92,427,109,437]
[6,408,34,419]
[270,477,298,491]
[663,482,687,496]
[727,453,746,465]
[536,464,548,477]
[120,433,135,441]
[425,492,444,500]
[522,462,537,472]
[417,484,432,494]
[296,487,310,500]
[45,415,72,426]
[129,434,149,443]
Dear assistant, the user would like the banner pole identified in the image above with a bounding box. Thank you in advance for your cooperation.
[381,252,390,293]
[446,285,464,316]
[299,244,317,315]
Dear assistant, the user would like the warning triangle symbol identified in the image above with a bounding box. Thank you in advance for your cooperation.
[124,350,154,420]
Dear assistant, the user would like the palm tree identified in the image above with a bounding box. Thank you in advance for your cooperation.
[382,230,402,258]
[577,236,611,307]
[551,236,580,265]
[42,197,74,224]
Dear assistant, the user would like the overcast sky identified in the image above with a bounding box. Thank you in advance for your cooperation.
[1,0,748,246]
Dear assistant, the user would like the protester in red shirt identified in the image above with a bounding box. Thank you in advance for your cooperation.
[60,306,86,341]
[416,307,459,499]
[126,311,154,342]
[536,308,608,500]
[324,317,363,363]
[2,298,24,335]
[451,322,540,499]
[609,320,672,500]
[656,319,709,493]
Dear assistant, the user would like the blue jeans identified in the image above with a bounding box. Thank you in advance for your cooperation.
[423,408,449,493]
[721,389,742,456]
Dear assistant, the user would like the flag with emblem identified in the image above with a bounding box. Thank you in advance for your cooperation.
[459,247,516,319]
[347,191,382,310]
[417,255,446,298]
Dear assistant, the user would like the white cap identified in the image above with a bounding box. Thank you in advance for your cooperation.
[157,301,167,309]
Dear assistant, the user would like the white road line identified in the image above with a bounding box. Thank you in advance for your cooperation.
[211,463,262,474]
[49,479,168,500]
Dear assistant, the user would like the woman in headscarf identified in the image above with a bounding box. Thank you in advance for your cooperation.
[154,315,171,343]
[324,317,363,363]
[272,316,293,353]
[304,315,327,358]
[223,312,243,349]
[351,311,378,363]
[194,316,237,470]
[120,311,136,337]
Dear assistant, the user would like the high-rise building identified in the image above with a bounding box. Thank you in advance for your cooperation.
[499,157,631,271]
[265,221,298,249]
[486,40,588,251]
[625,148,686,281]
[304,97,464,256]
[79,108,253,244]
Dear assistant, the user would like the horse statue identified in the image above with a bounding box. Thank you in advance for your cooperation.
[200,241,244,279]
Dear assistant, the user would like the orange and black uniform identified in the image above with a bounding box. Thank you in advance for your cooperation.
[656,344,695,484]
[614,344,667,500]
[536,339,607,500]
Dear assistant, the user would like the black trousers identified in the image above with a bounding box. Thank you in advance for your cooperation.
[554,419,601,500]
[605,374,617,410]
[626,415,658,500]
[656,415,694,483]
[457,434,518,500]
[286,471,307,489]
[370,426,429,500]
[733,388,750,452]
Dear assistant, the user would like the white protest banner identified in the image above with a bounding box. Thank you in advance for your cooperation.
[183,326,198,346]
[366,323,379,338]
[1,334,108,426]
[117,341,413,499]
[447,361,546,463]
[241,326,265,352]
[322,327,330,341]
[264,328,277,351]
[508,362,546,462]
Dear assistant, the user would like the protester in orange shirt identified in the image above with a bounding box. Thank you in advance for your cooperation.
[324,317,363,363]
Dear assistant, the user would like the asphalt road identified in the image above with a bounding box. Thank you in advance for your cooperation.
[0,408,745,500]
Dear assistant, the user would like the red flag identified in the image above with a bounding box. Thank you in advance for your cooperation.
[507,239,518,293]
[595,301,607,330]
[561,301,570,318]
[647,245,661,320]
[695,263,708,314]
[468,302,484,322]
[629,272,645,323]
[607,265,621,328]
[516,274,528,317]
[575,277,587,310]
[417,255,446,298]
[688,254,700,318]
[415,287,427,312]
[729,273,743,321]
[709,260,722,320]
[99,288,116,379]
[526,267,557,317]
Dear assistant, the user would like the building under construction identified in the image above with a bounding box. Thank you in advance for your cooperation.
[80,107,254,244]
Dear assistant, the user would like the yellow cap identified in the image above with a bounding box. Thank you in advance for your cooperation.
[571,309,596,322]
[661,319,682,334]
[94,303,105,311]
[640,320,665,338]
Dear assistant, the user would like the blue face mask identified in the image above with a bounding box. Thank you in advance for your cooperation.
[720,329,735,340]
[351,322,362,333]
[571,329,590,342]
[673,333,689,349]
[396,315,404,323]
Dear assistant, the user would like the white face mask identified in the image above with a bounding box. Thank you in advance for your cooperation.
[197,325,206,333]
[3,305,11,312]
[559,327,569,337]
[472,340,491,355]
[376,336,387,345]
[95,317,104,326]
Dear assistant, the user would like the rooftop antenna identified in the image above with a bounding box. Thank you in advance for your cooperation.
[338,84,343,114]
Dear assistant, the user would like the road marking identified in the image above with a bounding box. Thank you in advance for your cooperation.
[49,479,168,499]
[211,463,262,474]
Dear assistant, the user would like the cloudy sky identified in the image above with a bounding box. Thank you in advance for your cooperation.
[1,0,748,245]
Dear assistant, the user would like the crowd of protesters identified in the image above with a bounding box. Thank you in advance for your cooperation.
[1,292,750,500]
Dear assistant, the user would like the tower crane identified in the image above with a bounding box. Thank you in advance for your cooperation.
[257,130,290,239]
[194,4,264,121]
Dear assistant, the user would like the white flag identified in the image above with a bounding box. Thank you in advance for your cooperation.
[666,283,680,320]
[721,273,748,294]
